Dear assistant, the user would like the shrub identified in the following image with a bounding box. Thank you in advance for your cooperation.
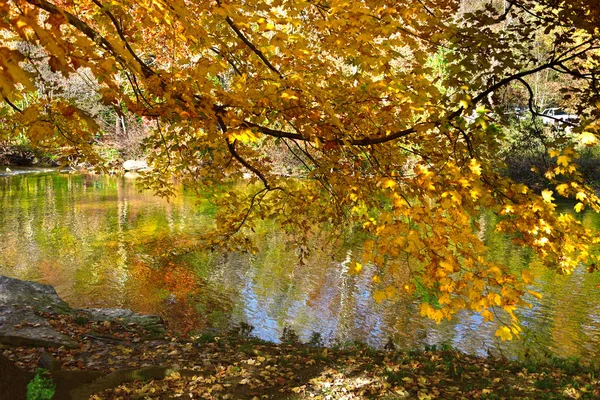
[26,369,55,400]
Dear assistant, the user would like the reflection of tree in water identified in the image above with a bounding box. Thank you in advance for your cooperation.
[3,174,600,359]
[128,251,234,336]
[544,268,599,359]
[335,251,354,344]
[380,258,427,350]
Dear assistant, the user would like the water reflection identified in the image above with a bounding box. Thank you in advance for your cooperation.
[1,171,600,362]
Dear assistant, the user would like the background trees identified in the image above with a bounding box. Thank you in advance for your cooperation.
[1,0,599,338]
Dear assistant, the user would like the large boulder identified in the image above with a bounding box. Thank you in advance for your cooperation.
[0,276,77,348]
[122,159,148,171]
[0,276,166,348]
[0,306,77,348]
[0,276,72,314]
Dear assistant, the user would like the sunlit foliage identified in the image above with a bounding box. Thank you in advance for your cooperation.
[1,0,600,337]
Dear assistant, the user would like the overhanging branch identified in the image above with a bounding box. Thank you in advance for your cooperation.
[216,0,283,79]
[241,120,436,147]
[90,0,155,78]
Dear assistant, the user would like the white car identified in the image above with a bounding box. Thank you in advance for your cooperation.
[540,108,579,125]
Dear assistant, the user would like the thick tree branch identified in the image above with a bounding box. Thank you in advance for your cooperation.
[225,138,270,189]
[22,0,598,153]
[242,120,436,147]
[516,77,579,127]
[242,38,596,149]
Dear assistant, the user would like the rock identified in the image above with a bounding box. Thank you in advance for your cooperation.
[0,277,77,348]
[0,306,77,349]
[74,308,166,335]
[0,276,167,349]
[0,276,71,314]
[122,159,148,171]
[123,171,140,179]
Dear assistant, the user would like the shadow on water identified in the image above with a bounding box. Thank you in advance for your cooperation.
[1,171,600,362]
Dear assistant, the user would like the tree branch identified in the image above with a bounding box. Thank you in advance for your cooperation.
[24,0,135,73]
[90,0,155,78]
[226,138,270,189]
[3,97,22,113]
[210,47,243,77]
[216,115,271,188]
[216,1,283,79]
[241,120,436,147]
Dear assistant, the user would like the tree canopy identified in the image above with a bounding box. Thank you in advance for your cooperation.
[1,0,600,340]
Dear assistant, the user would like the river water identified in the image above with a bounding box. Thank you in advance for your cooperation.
[2,169,600,362]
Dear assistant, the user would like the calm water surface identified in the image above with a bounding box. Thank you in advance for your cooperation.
[2,170,600,362]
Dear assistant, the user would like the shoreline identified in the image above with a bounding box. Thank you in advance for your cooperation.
[3,313,600,399]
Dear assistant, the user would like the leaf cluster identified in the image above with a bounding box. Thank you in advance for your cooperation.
[1,0,600,336]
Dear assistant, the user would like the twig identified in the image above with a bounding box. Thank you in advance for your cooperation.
[3,97,22,113]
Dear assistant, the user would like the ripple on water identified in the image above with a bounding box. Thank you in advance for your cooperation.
[2,173,600,361]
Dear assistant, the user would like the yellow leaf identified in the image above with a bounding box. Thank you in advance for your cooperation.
[576,191,587,201]
[372,275,381,284]
[230,129,259,143]
[354,262,363,274]
[521,269,534,284]
[383,179,397,189]
[438,293,451,305]
[468,159,482,176]
[555,183,569,195]
[281,91,299,100]
[574,202,584,213]
[541,189,554,203]
[481,309,494,322]
[527,290,543,300]
[373,290,386,303]
[557,155,571,167]
[495,326,513,341]
[579,131,596,146]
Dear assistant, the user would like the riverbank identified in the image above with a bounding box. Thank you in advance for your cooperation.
[2,311,600,399]
[0,141,58,168]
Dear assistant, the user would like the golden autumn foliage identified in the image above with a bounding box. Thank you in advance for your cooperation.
[1,0,600,338]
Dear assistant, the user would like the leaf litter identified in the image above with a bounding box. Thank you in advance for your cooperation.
[2,313,600,399]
